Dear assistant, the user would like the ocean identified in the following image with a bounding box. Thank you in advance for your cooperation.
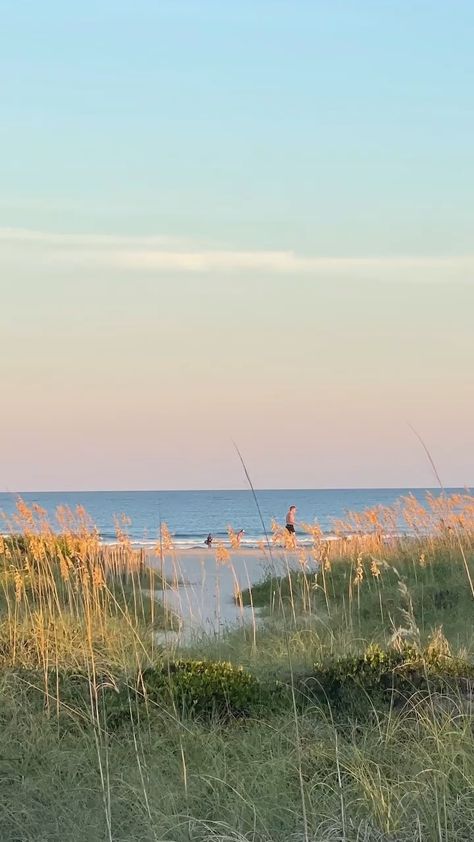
[0,487,464,547]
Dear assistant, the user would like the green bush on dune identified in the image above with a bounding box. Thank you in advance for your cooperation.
[22,659,267,727]
[140,659,265,719]
[294,642,474,715]
[14,644,474,732]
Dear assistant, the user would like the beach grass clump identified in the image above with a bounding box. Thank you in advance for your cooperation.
[238,540,474,656]
[0,500,175,672]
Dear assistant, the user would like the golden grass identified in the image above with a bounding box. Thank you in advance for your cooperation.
[1,490,473,673]
[0,499,176,671]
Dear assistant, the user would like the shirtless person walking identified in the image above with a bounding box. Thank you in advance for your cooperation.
[285,505,297,537]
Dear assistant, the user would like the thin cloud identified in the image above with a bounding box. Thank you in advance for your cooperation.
[0,227,184,248]
[1,227,473,275]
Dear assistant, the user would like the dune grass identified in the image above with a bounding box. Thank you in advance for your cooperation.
[1,495,474,841]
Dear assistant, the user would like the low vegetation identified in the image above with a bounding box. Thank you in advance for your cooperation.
[1,494,474,841]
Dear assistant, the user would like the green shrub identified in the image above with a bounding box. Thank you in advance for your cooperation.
[14,646,474,729]
[99,660,266,726]
[140,659,264,718]
[298,643,474,714]
[23,659,267,727]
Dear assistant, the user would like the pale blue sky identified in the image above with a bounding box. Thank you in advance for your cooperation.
[1,1,473,490]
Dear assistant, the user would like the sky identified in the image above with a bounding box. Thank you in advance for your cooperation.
[1,0,473,491]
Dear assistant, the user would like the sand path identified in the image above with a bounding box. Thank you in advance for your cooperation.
[147,546,311,638]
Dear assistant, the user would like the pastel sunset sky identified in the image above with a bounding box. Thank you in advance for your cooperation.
[1,1,473,490]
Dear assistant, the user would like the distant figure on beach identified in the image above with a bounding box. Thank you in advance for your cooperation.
[286,505,297,536]
[236,529,245,546]
[205,533,213,548]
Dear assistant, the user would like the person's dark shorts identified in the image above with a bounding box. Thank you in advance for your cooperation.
[285,524,295,534]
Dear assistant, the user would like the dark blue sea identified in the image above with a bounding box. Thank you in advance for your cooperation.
[0,488,466,547]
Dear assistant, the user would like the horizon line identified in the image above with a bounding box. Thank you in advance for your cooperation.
[1,485,470,495]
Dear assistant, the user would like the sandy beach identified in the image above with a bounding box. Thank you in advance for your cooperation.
[147,546,309,637]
